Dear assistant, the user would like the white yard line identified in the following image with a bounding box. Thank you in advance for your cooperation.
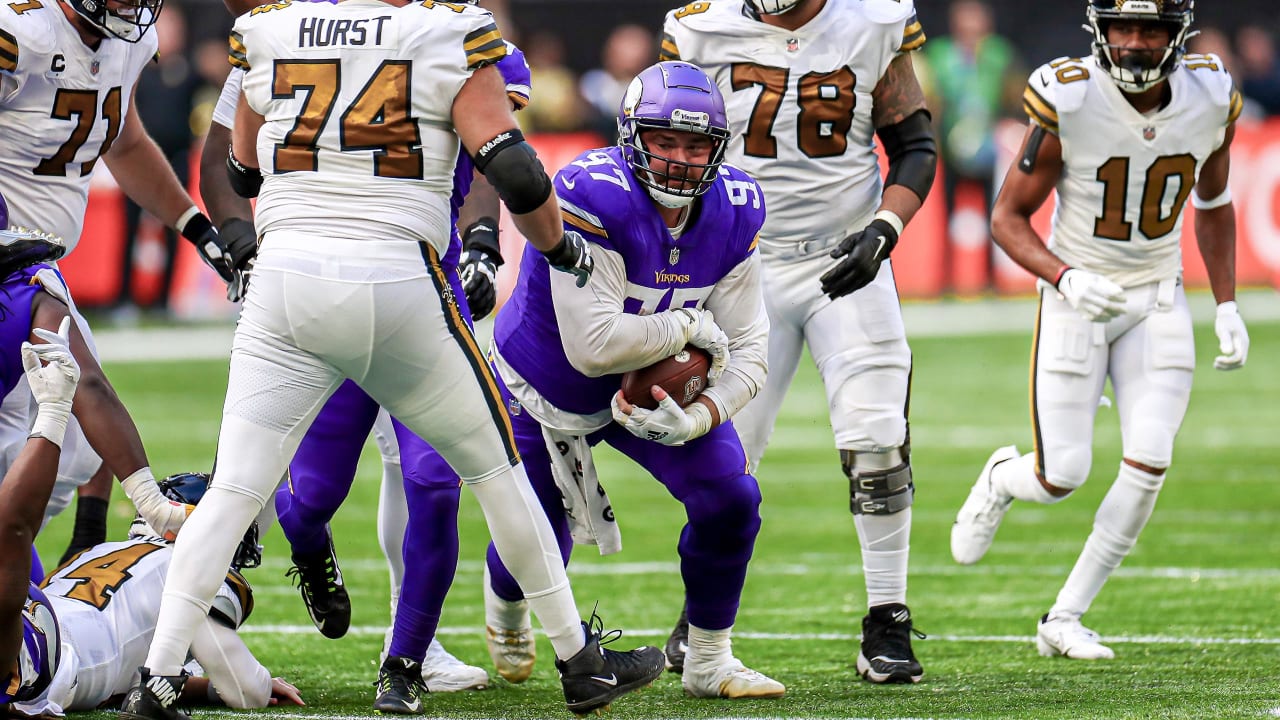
[237,623,1280,647]
[251,557,1280,581]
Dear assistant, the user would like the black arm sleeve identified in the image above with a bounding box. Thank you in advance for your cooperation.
[472,129,552,215]
[876,109,938,203]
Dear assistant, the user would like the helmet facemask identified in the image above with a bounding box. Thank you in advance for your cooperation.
[72,0,164,43]
[1086,0,1195,93]
[618,62,730,209]
[747,0,802,15]
[127,472,263,570]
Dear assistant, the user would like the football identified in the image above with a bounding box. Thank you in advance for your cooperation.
[620,346,711,410]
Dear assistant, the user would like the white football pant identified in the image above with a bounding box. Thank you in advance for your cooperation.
[145,233,579,674]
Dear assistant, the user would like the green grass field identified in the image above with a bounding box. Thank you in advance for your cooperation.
[35,307,1280,720]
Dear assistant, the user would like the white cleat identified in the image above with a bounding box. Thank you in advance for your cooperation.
[485,624,536,684]
[1036,613,1115,660]
[421,638,489,692]
[952,445,1020,565]
[683,658,785,699]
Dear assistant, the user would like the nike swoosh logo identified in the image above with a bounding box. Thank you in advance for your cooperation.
[874,235,887,258]
[562,177,576,190]
[591,674,618,686]
[871,656,910,664]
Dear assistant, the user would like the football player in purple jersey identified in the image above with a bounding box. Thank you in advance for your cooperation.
[481,60,786,700]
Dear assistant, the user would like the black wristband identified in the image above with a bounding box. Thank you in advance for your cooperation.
[180,212,214,244]
[462,217,502,264]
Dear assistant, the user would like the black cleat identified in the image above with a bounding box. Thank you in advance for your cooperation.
[373,656,428,714]
[285,527,350,639]
[555,611,665,715]
[663,604,689,674]
[117,668,190,720]
[856,603,925,684]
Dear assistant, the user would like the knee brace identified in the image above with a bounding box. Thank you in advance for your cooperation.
[842,448,913,515]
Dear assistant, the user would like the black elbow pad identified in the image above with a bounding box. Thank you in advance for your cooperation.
[877,109,938,203]
[473,129,552,215]
[226,146,262,199]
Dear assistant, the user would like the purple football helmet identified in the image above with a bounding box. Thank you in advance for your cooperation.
[618,61,730,209]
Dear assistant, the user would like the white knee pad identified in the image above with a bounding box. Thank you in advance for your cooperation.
[1041,444,1092,492]
[829,372,908,452]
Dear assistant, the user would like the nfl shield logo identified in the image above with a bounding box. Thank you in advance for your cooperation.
[1143,126,1156,140]
[786,37,799,52]
[90,60,100,75]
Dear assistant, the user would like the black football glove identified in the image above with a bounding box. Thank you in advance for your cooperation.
[818,218,899,300]
[541,229,593,288]
[180,212,235,284]
[219,218,259,302]
[458,217,503,321]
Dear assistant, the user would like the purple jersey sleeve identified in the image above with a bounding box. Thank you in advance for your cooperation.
[494,147,764,415]
[0,265,49,399]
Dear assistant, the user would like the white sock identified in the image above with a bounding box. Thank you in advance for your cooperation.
[855,511,911,607]
[468,464,582,660]
[991,453,1061,504]
[483,563,531,630]
[377,459,407,616]
[146,487,263,674]
[1052,462,1163,616]
[686,624,733,668]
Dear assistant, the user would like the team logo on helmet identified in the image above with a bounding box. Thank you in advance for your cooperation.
[617,61,731,209]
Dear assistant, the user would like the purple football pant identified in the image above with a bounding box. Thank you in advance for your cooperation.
[486,377,761,631]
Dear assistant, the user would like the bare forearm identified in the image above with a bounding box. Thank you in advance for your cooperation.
[991,209,1066,283]
[0,439,62,665]
[71,372,149,480]
[200,124,253,226]
[1195,203,1237,304]
[879,185,924,229]
[509,198,563,253]
[105,134,196,229]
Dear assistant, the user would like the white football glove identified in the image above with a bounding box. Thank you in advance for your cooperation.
[611,389,713,446]
[121,467,193,541]
[671,307,729,385]
[1213,301,1249,371]
[1057,269,1127,322]
[23,316,80,448]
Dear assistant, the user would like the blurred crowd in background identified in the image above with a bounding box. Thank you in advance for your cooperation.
[103,0,1280,317]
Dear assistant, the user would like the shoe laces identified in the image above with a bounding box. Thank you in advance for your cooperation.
[865,611,926,659]
[585,606,624,650]
[376,659,426,698]
[285,553,339,598]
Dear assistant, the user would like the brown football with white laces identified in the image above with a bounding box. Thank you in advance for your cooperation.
[620,346,711,410]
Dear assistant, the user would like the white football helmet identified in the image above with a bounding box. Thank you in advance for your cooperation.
[748,0,802,15]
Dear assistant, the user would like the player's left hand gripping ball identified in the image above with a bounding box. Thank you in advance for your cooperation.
[542,229,594,287]
[820,218,898,299]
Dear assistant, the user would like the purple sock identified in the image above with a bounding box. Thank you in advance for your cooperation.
[386,483,459,661]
